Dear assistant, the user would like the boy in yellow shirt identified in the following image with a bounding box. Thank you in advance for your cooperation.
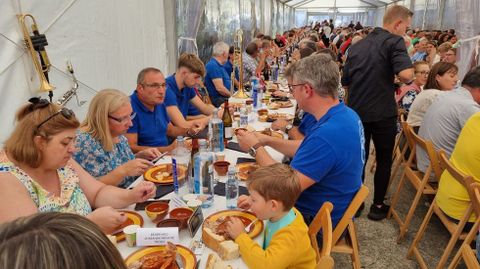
[225,163,316,269]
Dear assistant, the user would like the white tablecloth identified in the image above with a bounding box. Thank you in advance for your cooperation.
[118,96,296,269]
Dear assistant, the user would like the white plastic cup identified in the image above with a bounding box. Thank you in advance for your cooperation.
[123,225,141,247]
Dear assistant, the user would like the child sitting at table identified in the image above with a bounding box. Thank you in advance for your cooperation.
[225,163,316,269]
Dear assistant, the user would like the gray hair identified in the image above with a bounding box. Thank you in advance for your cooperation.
[285,54,339,98]
[137,67,162,84]
[298,39,317,52]
[212,42,229,57]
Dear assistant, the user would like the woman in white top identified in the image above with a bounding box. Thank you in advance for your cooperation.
[407,62,458,131]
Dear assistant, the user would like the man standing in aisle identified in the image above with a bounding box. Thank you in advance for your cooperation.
[342,5,414,220]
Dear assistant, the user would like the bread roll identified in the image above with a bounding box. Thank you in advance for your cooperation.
[218,240,240,260]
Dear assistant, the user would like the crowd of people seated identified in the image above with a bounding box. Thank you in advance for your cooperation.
[1,3,480,268]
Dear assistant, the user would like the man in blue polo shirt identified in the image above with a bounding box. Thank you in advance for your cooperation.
[126,67,193,153]
[205,41,232,107]
[164,53,216,132]
[236,54,364,228]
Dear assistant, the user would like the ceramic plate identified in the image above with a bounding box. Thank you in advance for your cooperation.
[144,163,187,185]
[113,210,144,242]
[124,244,196,269]
[204,210,263,239]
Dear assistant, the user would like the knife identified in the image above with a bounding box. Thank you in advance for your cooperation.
[151,151,169,164]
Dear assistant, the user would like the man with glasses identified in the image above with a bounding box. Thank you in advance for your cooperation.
[164,54,215,134]
[236,54,364,229]
[126,67,193,153]
[417,66,480,172]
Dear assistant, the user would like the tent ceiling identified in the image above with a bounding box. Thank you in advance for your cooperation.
[286,0,395,8]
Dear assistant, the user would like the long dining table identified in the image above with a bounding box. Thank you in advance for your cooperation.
[118,92,297,269]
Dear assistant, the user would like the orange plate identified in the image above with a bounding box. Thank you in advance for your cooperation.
[143,163,187,185]
[125,244,197,269]
[236,162,259,181]
[204,210,263,239]
[114,211,144,242]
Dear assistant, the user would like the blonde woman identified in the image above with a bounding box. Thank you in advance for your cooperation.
[0,98,156,232]
[74,89,161,188]
[0,212,128,269]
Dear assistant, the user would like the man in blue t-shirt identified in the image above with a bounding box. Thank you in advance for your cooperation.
[271,111,317,140]
[126,67,193,153]
[205,42,232,107]
[164,53,217,133]
[236,54,364,228]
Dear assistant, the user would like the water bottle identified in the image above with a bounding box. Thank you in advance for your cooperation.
[208,108,224,152]
[194,140,215,208]
[172,136,190,196]
[271,63,279,82]
[251,78,259,109]
[240,107,248,127]
[225,166,239,209]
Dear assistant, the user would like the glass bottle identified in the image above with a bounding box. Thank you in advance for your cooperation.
[194,140,214,208]
[222,100,233,143]
[208,108,224,152]
[226,166,239,209]
[171,136,190,196]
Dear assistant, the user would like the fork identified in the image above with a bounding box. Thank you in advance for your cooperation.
[244,218,258,233]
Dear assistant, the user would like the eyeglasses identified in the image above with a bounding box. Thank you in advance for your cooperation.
[142,83,166,89]
[415,71,430,76]
[108,112,136,124]
[287,83,306,93]
[36,107,75,131]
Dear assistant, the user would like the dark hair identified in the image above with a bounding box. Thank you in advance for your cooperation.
[177,53,206,77]
[255,33,264,39]
[424,62,458,90]
[245,42,258,56]
[262,35,273,41]
[462,66,480,88]
[317,48,337,61]
[229,45,234,55]
[299,47,315,59]
[0,212,128,269]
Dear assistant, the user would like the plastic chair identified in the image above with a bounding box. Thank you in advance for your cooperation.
[308,201,334,269]
[331,185,369,269]
[408,151,475,269]
[388,125,442,243]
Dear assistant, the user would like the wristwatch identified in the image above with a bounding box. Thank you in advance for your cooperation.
[285,123,294,133]
[248,143,263,157]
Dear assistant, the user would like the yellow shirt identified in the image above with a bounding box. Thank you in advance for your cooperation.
[235,208,316,269]
[436,112,480,222]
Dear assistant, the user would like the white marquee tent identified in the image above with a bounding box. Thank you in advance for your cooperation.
[0,0,479,143]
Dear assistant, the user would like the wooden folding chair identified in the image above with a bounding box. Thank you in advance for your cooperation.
[388,125,442,243]
[308,202,334,269]
[386,113,411,196]
[331,185,369,269]
[408,150,475,269]
[448,183,480,269]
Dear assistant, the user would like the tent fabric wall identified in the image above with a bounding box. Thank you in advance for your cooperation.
[0,0,171,144]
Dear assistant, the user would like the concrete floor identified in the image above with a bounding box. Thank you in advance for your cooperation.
[331,155,470,269]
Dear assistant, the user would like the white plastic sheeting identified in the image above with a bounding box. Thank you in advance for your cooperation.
[0,0,171,144]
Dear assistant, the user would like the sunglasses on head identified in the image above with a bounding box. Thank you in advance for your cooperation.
[30,97,75,132]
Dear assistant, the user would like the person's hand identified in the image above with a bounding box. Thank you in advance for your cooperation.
[136,148,161,160]
[253,132,271,146]
[226,217,246,240]
[271,119,289,132]
[166,140,178,153]
[236,130,261,152]
[237,195,252,210]
[120,158,153,177]
[130,181,156,202]
[87,206,127,233]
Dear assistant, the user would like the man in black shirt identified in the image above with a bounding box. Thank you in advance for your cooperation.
[342,5,414,221]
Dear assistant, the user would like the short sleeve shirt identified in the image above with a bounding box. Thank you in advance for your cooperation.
[298,112,317,136]
[127,91,170,147]
[205,58,231,100]
[342,27,413,122]
[73,132,136,188]
[291,102,364,227]
[164,74,197,117]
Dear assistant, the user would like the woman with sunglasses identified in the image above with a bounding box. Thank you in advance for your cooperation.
[74,89,161,188]
[0,99,156,233]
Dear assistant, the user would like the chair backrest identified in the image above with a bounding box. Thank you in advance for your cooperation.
[471,183,480,219]
[411,131,443,179]
[308,201,333,263]
[401,118,417,164]
[438,150,475,199]
[332,185,369,244]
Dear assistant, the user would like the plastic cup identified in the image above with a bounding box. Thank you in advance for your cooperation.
[215,152,226,161]
[123,225,140,247]
[187,199,202,209]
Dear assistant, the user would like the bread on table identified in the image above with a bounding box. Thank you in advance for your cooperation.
[206,253,233,269]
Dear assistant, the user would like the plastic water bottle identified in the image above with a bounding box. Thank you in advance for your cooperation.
[225,166,239,209]
[272,63,279,82]
[251,78,259,109]
[208,108,224,152]
[194,140,214,208]
[172,136,190,196]
[240,107,248,127]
